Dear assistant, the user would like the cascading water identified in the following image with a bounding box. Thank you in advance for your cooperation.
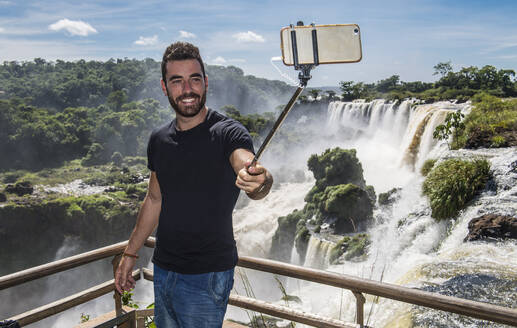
[303,235,335,269]
[230,99,517,327]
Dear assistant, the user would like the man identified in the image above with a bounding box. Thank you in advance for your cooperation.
[114,41,273,327]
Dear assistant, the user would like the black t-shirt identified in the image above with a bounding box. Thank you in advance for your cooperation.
[147,109,254,274]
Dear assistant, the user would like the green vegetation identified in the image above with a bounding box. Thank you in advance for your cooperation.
[294,224,311,260]
[0,96,169,170]
[270,209,308,262]
[433,111,465,149]
[80,313,90,323]
[0,191,139,274]
[420,159,437,176]
[0,59,294,171]
[312,183,373,233]
[339,64,516,102]
[305,148,366,202]
[0,59,293,113]
[304,148,374,234]
[222,105,276,140]
[329,233,370,264]
[270,148,374,263]
[0,159,147,188]
[122,290,140,309]
[378,187,401,206]
[422,158,490,220]
[450,94,517,149]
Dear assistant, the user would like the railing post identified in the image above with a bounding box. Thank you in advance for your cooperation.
[353,291,365,327]
[136,310,146,328]
[112,254,131,328]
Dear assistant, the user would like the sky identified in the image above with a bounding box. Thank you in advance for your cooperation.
[0,0,517,87]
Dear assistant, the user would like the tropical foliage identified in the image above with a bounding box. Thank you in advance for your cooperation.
[339,63,517,102]
[422,158,490,220]
[451,93,517,149]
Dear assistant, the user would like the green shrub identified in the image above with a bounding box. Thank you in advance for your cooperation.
[453,95,517,149]
[270,209,309,262]
[491,135,506,148]
[294,225,311,260]
[420,159,437,176]
[378,187,401,206]
[123,156,147,166]
[111,152,123,166]
[2,172,23,184]
[422,158,490,220]
[329,233,370,264]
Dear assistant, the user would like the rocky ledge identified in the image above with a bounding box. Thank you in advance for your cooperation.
[465,214,517,241]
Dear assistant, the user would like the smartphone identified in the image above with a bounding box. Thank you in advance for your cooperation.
[280,24,362,66]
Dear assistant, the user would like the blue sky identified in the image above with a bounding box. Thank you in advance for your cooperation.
[1,0,516,87]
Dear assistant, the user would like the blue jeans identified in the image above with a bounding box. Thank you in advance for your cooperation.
[153,264,234,328]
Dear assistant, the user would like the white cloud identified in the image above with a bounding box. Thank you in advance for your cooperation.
[134,35,158,46]
[179,30,196,39]
[232,31,265,43]
[212,56,227,65]
[496,54,517,60]
[48,18,97,36]
[0,27,5,33]
[0,1,12,5]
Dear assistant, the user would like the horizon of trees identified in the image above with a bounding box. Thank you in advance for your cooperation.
[338,62,517,102]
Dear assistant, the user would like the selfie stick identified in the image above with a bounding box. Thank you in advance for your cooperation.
[250,21,318,167]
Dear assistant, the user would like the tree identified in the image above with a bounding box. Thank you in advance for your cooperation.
[325,90,337,101]
[107,90,128,111]
[308,89,322,101]
[433,61,453,77]
[376,75,400,93]
[433,110,465,149]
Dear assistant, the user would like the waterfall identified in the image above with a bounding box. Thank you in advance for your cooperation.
[230,99,516,327]
[303,235,336,269]
[327,100,471,173]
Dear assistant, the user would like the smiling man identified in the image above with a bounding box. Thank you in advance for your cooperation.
[114,42,273,327]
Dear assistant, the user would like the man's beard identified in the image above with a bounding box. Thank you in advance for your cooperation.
[167,89,207,118]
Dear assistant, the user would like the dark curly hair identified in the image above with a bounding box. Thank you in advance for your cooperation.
[161,42,206,82]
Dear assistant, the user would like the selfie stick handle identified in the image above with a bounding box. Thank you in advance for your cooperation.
[250,86,305,167]
[250,21,317,167]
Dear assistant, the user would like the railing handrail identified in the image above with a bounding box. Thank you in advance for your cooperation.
[144,236,517,326]
[236,256,517,326]
[8,270,141,327]
[0,240,129,291]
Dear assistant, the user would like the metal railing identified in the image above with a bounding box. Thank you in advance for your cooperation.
[1,237,516,327]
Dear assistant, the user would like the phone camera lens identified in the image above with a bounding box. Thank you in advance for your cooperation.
[354,28,359,34]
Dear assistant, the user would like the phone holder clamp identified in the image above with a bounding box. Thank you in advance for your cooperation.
[290,21,319,86]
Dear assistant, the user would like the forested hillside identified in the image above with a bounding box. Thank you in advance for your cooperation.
[0,58,294,112]
[0,59,294,171]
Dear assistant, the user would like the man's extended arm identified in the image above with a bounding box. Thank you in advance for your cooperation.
[230,148,273,200]
[114,171,162,293]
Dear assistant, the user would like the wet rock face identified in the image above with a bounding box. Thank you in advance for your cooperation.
[5,181,33,196]
[378,187,402,206]
[465,214,517,241]
[416,274,517,327]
